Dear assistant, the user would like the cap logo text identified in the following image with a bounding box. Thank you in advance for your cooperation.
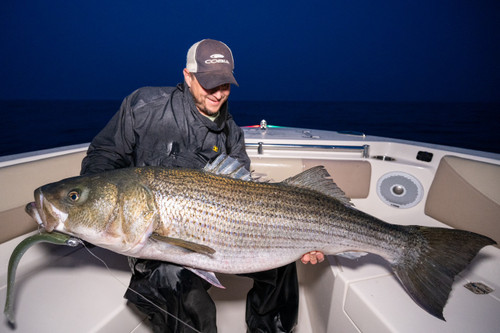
[205,58,229,64]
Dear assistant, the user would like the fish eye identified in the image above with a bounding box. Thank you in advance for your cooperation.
[68,190,80,202]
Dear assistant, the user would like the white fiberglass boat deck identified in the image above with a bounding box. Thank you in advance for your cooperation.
[1,124,499,332]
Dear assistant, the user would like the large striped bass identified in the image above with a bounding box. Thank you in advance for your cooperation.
[23,155,495,320]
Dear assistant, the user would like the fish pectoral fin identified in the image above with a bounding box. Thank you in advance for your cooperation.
[150,233,216,255]
[185,267,225,289]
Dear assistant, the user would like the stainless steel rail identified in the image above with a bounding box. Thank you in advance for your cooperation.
[246,142,370,158]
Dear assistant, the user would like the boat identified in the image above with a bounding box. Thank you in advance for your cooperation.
[1,121,499,332]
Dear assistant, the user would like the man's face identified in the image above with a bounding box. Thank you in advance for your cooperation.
[184,69,231,117]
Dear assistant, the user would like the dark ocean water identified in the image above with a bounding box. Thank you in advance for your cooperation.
[1,100,499,157]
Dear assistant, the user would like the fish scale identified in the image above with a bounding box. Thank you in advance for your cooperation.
[146,168,398,260]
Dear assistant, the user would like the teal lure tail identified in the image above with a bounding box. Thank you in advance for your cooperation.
[4,229,80,327]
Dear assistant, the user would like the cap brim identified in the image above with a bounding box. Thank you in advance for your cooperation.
[194,72,239,90]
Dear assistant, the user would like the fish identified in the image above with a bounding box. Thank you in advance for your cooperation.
[22,155,495,320]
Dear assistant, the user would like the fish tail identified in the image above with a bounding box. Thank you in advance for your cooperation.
[391,226,495,320]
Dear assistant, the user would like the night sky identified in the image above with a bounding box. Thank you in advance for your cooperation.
[1,0,499,102]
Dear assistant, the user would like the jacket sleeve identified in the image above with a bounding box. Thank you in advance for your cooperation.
[80,93,137,175]
[226,118,251,171]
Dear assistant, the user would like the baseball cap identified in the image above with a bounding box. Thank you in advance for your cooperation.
[186,39,239,89]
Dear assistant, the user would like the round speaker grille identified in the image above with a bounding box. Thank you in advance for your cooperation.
[376,172,423,208]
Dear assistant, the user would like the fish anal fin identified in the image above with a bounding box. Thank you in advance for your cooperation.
[337,251,368,260]
[185,267,225,289]
[151,233,216,255]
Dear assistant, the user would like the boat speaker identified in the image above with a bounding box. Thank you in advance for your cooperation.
[376,172,423,208]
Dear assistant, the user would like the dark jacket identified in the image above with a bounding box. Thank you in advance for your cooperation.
[80,83,298,333]
[81,83,250,175]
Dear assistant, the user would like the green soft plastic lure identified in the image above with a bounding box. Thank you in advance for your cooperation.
[3,231,80,327]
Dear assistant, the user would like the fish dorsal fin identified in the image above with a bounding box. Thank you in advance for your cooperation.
[282,166,353,206]
[203,154,252,181]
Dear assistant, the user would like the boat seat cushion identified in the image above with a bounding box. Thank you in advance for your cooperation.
[0,206,38,244]
[425,155,500,246]
[303,160,371,199]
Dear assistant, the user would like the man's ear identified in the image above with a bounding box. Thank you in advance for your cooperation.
[183,68,192,88]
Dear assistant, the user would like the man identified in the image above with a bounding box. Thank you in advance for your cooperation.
[81,39,323,332]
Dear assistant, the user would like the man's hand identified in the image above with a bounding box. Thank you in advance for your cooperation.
[300,251,325,265]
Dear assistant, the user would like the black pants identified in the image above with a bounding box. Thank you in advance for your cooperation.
[124,259,299,333]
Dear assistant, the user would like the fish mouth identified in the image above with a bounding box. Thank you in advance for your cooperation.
[25,188,66,232]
